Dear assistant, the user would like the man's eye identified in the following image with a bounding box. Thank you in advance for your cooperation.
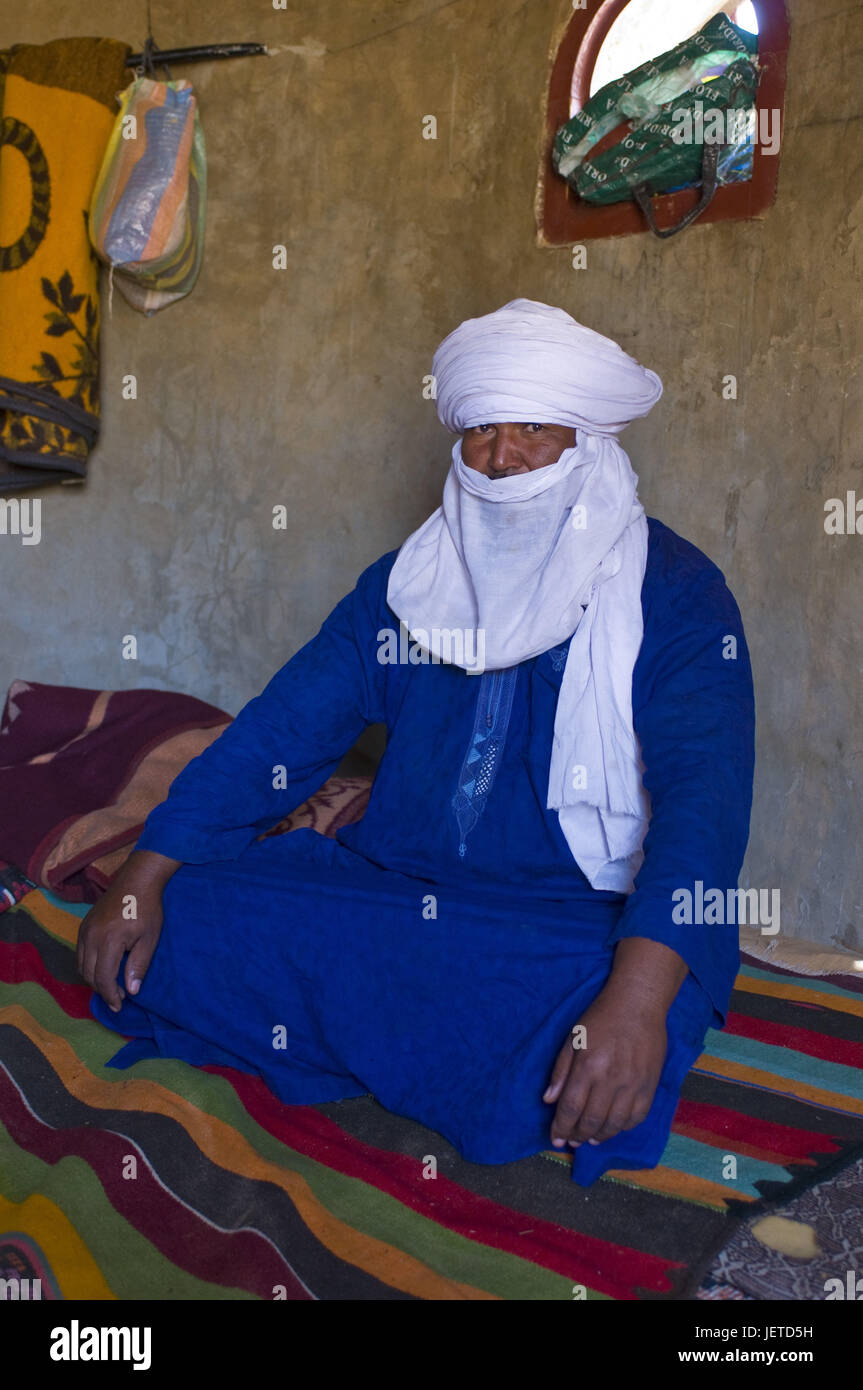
[527,423,544,432]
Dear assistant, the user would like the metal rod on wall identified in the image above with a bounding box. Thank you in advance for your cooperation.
[126,42,268,67]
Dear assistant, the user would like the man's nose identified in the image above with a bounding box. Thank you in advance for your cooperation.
[488,430,518,472]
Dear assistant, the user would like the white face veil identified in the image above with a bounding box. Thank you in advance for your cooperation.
[386,298,663,893]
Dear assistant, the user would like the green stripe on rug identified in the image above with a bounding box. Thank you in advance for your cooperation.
[657,1133,794,1197]
[702,1026,863,1100]
[737,964,863,1004]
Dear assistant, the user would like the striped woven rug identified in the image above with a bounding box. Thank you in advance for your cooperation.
[2,888,862,1301]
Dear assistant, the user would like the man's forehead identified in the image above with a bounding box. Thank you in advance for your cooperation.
[462,419,574,428]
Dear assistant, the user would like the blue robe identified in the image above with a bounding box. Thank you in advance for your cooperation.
[92,516,755,1186]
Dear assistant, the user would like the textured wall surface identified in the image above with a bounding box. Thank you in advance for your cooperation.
[1,0,861,946]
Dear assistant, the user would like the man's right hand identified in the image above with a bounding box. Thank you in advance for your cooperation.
[76,849,181,1012]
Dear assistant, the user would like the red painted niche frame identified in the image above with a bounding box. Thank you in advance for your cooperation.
[538,0,789,244]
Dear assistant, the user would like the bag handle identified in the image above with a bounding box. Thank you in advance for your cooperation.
[631,140,722,239]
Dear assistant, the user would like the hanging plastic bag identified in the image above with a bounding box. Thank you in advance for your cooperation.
[552,12,759,237]
[88,74,207,315]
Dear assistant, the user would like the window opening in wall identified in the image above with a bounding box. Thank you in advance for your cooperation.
[540,0,788,243]
[587,1,759,102]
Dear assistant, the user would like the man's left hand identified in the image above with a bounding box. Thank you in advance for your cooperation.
[543,990,668,1148]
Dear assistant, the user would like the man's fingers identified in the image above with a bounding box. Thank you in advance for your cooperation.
[550,1070,593,1147]
[76,920,92,982]
[577,1078,658,1145]
[125,932,157,995]
[618,1090,655,1136]
[591,1090,640,1144]
[79,930,102,990]
[569,1085,616,1145]
[543,1037,575,1104]
[93,936,127,1012]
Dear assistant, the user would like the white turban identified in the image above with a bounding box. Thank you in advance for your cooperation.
[387,298,663,893]
[433,297,662,436]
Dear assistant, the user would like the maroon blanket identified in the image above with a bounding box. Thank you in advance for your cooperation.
[0,678,374,907]
[0,679,231,902]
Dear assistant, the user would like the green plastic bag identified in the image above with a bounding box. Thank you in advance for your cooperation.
[553,12,759,232]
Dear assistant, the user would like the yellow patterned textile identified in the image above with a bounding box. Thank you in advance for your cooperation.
[0,37,131,491]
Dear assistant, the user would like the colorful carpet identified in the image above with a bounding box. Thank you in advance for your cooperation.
[2,888,863,1301]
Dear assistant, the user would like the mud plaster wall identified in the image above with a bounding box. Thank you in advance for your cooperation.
[1,0,861,948]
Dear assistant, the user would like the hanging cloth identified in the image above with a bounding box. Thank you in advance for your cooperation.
[0,37,132,491]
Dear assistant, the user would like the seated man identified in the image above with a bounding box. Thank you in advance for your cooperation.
[78,298,755,1187]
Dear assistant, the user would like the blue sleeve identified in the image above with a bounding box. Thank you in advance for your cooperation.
[607,552,756,1025]
[135,554,393,863]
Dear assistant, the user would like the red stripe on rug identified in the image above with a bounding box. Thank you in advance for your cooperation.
[674,1099,841,1158]
[0,940,92,1018]
[723,1010,863,1067]
[0,1065,311,1299]
[203,1065,682,1299]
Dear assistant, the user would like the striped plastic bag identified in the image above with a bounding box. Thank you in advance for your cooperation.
[88,75,206,317]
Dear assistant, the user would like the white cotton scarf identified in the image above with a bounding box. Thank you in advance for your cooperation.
[386,299,663,893]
